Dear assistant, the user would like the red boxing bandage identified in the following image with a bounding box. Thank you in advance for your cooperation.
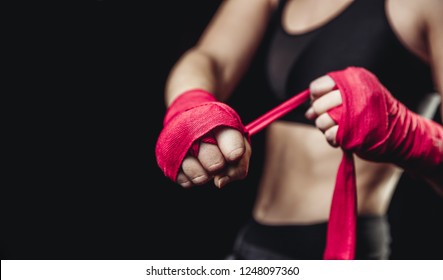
[323,67,443,260]
[155,89,246,181]
[328,67,443,173]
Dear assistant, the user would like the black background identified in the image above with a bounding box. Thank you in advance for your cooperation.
[3,0,442,260]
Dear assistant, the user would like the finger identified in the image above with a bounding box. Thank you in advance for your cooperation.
[181,156,210,185]
[214,138,251,188]
[198,142,226,173]
[324,125,339,147]
[305,106,317,120]
[315,112,337,132]
[309,75,336,100]
[176,171,193,188]
[214,127,246,162]
[311,90,342,116]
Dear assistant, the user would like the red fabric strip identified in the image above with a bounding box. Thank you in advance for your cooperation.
[245,89,310,135]
[244,88,357,260]
[322,151,356,260]
[156,90,245,181]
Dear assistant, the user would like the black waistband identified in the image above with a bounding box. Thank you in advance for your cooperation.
[232,216,391,259]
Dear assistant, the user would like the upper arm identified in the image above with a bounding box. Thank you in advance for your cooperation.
[195,0,278,98]
[424,0,443,118]
[421,0,443,191]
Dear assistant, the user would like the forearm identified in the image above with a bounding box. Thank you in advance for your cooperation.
[421,107,443,195]
[402,107,443,193]
[163,0,277,107]
[165,48,232,106]
[423,0,443,194]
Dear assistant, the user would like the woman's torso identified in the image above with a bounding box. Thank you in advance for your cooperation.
[252,0,436,224]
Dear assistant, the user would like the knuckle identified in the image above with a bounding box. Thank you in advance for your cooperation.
[324,126,338,144]
[176,175,188,184]
[331,89,341,96]
[310,75,325,87]
[310,75,335,94]
[198,144,226,172]
[226,146,245,161]
[190,174,209,185]
[177,173,192,188]
[206,159,225,173]
[180,181,193,188]
[331,90,343,103]
[181,156,194,166]
[315,116,325,130]
[182,156,208,183]
[309,80,319,91]
[228,168,246,181]
[311,101,321,114]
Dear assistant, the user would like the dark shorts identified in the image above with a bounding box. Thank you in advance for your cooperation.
[227,215,391,260]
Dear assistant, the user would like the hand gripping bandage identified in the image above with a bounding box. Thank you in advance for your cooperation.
[323,67,443,259]
[327,67,443,172]
[155,89,246,181]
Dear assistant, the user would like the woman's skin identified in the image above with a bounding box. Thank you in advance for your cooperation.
[164,0,443,225]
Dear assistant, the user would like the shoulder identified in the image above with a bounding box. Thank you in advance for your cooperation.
[387,0,442,62]
[416,0,443,15]
[419,0,443,28]
[399,0,443,29]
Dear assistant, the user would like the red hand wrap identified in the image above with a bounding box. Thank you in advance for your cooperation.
[323,67,443,259]
[328,67,443,172]
[155,89,246,181]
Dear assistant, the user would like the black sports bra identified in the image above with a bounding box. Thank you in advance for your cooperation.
[263,0,436,125]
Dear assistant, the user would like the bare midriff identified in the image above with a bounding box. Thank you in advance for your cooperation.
[252,121,403,225]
